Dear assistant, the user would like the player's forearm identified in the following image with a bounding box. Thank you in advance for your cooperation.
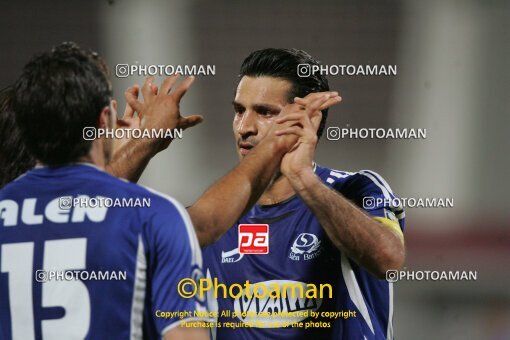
[288,169,405,278]
[188,138,287,246]
[106,138,160,182]
[164,325,209,340]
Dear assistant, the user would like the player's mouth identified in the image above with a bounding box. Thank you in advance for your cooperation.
[239,142,255,156]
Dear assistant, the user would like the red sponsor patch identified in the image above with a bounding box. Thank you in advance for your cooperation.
[238,224,269,254]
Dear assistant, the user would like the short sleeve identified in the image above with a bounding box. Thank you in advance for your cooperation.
[331,169,405,233]
[145,195,210,335]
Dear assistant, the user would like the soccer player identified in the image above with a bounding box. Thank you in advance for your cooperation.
[0,42,341,339]
[201,48,406,339]
[122,75,342,250]
[0,43,210,339]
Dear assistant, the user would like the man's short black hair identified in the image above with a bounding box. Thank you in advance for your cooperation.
[0,86,36,188]
[13,42,112,166]
[239,48,330,138]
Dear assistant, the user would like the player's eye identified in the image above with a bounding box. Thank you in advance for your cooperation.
[233,104,245,115]
[257,108,278,117]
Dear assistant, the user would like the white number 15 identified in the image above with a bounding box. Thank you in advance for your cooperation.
[1,238,90,339]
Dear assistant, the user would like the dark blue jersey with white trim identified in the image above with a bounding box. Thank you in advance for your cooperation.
[202,164,405,340]
[0,164,207,339]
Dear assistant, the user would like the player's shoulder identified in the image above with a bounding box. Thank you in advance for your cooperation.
[136,184,189,218]
[107,177,194,239]
[66,165,187,217]
[105,176,187,216]
[315,164,395,197]
[135,184,201,264]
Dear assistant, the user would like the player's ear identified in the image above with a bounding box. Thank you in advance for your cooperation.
[97,105,111,129]
[110,100,118,128]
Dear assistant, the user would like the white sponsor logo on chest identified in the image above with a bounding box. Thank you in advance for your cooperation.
[289,233,322,261]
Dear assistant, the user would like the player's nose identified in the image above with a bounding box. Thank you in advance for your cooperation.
[236,110,258,137]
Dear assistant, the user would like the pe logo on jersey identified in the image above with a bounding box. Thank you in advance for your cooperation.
[289,233,322,261]
[238,224,269,254]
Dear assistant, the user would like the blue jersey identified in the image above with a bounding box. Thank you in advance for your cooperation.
[0,164,208,339]
[202,164,405,340]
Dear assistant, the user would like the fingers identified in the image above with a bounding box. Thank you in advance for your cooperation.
[296,95,341,111]
[290,94,336,116]
[159,74,180,95]
[276,112,315,134]
[141,76,156,100]
[150,83,159,95]
[274,126,305,137]
[172,76,195,102]
[149,74,195,98]
[310,111,323,130]
[142,75,194,103]
[125,86,143,113]
[316,96,342,111]
[178,114,204,130]
[276,95,330,130]
[295,91,339,104]
[283,95,327,133]
[116,118,130,128]
[276,113,312,125]
[294,92,342,111]
[303,97,327,132]
[123,85,139,119]
[304,94,333,116]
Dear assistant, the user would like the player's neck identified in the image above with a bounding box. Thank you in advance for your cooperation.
[258,173,296,206]
[78,143,107,169]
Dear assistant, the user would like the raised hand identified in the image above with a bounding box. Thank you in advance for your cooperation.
[124,75,203,152]
[274,92,341,181]
[114,85,141,154]
[266,91,341,155]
